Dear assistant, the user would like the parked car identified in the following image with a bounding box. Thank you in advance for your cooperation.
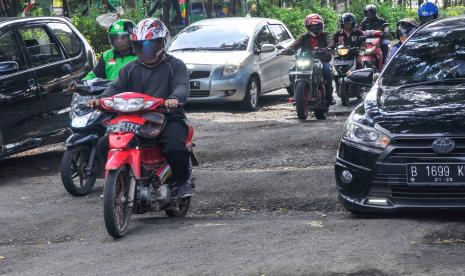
[335,16,465,213]
[0,17,96,158]
[167,17,295,110]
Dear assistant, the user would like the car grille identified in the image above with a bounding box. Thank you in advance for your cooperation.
[385,137,465,163]
[189,90,210,98]
[189,71,210,79]
[391,186,465,199]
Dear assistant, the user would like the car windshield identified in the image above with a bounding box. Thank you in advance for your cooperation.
[382,29,465,86]
[168,25,250,51]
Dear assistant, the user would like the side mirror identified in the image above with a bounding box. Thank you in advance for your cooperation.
[260,44,276,53]
[0,61,19,75]
[61,63,74,73]
[345,68,374,88]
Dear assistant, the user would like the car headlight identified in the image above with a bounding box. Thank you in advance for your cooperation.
[342,116,390,148]
[223,63,240,76]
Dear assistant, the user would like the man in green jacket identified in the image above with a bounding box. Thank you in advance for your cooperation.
[83,19,138,80]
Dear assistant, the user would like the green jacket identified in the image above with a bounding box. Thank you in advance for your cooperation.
[83,49,137,81]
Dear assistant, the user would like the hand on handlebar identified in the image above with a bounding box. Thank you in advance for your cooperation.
[88,99,100,107]
[165,99,179,110]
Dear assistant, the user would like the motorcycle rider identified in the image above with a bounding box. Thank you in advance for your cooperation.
[284,14,335,105]
[418,1,439,26]
[83,19,138,81]
[332,13,366,68]
[90,18,193,198]
[385,18,418,63]
[360,4,389,65]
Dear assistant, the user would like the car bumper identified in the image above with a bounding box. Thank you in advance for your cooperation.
[188,66,249,104]
[335,139,465,212]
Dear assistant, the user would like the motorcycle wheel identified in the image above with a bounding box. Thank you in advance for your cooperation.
[165,159,192,218]
[103,167,132,238]
[60,145,97,196]
[295,82,309,120]
[314,111,326,120]
[340,82,350,106]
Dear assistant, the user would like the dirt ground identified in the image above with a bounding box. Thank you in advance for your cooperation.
[1,91,465,276]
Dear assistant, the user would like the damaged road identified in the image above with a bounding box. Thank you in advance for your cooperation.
[1,91,465,276]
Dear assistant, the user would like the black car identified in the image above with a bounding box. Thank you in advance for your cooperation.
[335,16,465,212]
[0,17,95,158]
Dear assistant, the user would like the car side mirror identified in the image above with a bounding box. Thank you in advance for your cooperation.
[345,68,374,88]
[260,44,276,53]
[0,61,19,75]
[61,63,74,73]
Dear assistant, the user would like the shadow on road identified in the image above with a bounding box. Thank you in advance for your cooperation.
[0,148,63,178]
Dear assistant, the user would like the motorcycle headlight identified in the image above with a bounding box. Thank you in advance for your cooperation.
[296,58,312,69]
[113,97,145,113]
[342,115,390,149]
[337,48,349,56]
[71,112,93,128]
[365,48,373,55]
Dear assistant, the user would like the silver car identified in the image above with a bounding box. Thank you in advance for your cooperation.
[167,17,295,110]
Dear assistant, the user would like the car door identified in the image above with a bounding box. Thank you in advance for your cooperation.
[18,23,71,138]
[0,27,43,148]
[254,25,280,92]
[268,24,295,88]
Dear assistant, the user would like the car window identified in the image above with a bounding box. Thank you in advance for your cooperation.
[0,31,26,71]
[269,24,291,43]
[256,26,275,48]
[48,23,82,58]
[19,26,63,67]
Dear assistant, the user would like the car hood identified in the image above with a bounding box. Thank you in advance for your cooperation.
[169,51,251,66]
[363,86,465,136]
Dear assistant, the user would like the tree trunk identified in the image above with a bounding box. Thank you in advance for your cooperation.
[344,0,348,11]
[207,0,212,18]
[232,0,236,16]
[162,0,171,29]
[332,0,337,10]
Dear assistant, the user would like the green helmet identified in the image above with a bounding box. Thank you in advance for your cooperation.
[108,19,135,35]
[108,19,135,49]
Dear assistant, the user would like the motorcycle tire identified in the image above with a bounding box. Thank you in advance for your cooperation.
[165,159,192,218]
[60,145,97,196]
[103,167,132,238]
[314,111,326,120]
[295,82,309,120]
[339,82,350,106]
[341,95,350,106]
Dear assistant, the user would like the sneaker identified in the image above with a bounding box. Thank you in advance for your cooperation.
[177,181,194,198]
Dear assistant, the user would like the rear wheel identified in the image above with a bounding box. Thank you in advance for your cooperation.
[241,76,260,111]
[103,167,132,238]
[314,111,326,120]
[295,82,309,120]
[60,145,97,196]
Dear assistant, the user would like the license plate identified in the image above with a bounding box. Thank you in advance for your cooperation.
[334,60,354,66]
[366,38,377,44]
[190,81,200,89]
[407,164,465,185]
[107,121,141,134]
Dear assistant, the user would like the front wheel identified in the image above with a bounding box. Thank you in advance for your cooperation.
[241,76,260,111]
[103,167,132,238]
[340,82,350,106]
[314,111,326,120]
[60,145,97,196]
[295,81,309,120]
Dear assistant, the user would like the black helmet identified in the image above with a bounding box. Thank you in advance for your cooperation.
[340,13,356,29]
[396,18,418,40]
[364,4,377,19]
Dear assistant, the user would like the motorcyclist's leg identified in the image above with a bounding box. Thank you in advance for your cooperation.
[157,119,192,197]
[322,62,335,105]
[381,39,389,64]
[97,135,109,166]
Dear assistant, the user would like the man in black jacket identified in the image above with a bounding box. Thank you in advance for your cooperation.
[332,13,366,68]
[92,18,193,198]
[360,4,389,64]
[285,14,335,105]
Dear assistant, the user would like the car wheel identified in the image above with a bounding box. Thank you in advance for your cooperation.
[241,76,260,111]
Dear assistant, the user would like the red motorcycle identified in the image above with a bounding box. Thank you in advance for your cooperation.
[98,92,198,238]
[361,29,384,71]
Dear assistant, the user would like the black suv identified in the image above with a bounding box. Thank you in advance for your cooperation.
[335,16,465,212]
[0,17,95,158]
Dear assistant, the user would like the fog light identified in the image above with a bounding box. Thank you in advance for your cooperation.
[367,198,389,206]
[341,170,353,183]
[225,90,236,96]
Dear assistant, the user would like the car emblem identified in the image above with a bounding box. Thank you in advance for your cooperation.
[432,138,455,154]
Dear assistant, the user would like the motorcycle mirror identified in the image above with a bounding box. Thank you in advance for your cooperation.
[96,13,119,29]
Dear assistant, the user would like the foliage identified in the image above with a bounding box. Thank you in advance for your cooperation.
[443,6,465,17]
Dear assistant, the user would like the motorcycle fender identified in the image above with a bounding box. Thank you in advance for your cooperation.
[295,80,312,92]
[65,133,99,147]
[105,149,142,179]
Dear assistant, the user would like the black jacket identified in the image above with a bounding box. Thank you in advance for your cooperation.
[360,17,387,31]
[331,29,366,49]
[287,33,332,62]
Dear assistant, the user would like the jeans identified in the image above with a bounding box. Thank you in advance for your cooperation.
[381,39,389,64]
[322,62,333,102]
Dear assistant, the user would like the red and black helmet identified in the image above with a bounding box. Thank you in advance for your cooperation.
[131,18,170,63]
[304,14,324,33]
